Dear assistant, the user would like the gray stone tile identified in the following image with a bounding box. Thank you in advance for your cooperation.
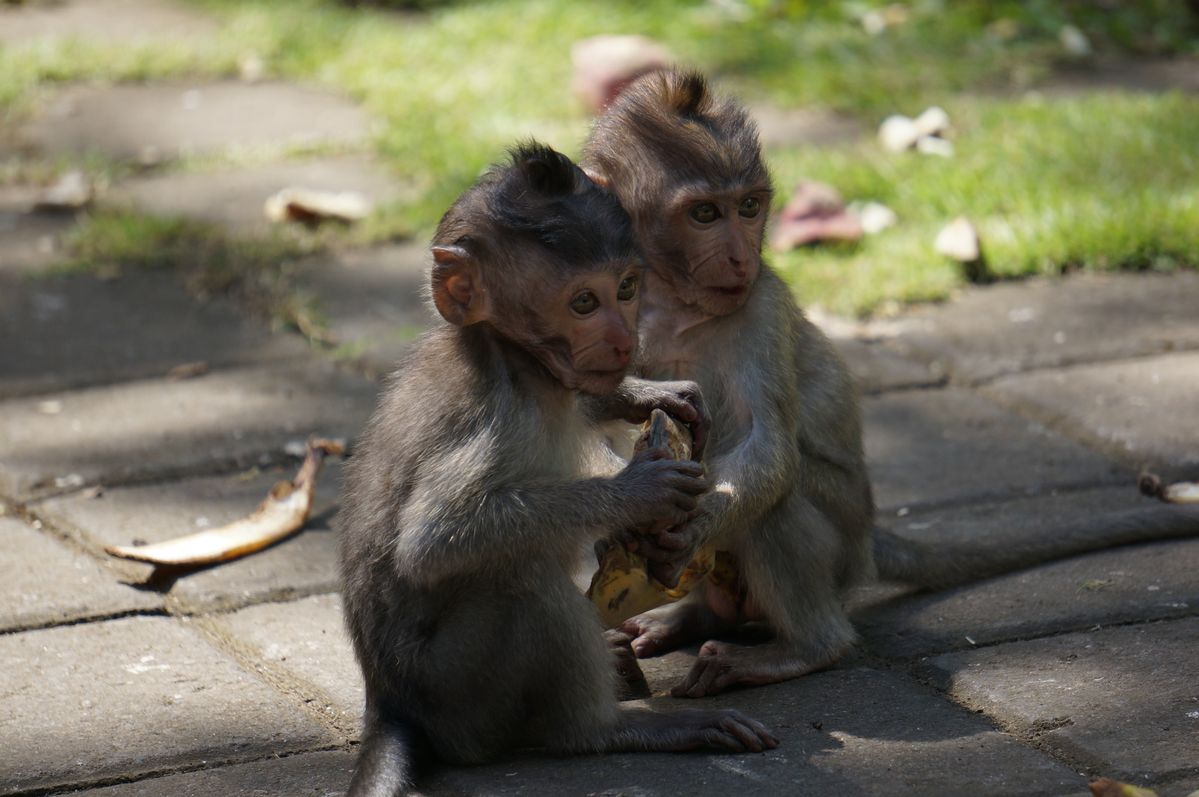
[0,360,376,500]
[0,516,160,631]
[891,272,1199,383]
[924,617,1199,783]
[37,462,345,612]
[829,335,943,394]
[66,751,355,797]
[16,82,368,162]
[752,104,864,148]
[423,668,1085,797]
[215,593,363,728]
[0,185,79,275]
[0,0,217,46]
[986,351,1199,469]
[0,615,335,795]
[296,243,435,377]
[855,489,1199,657]
[864,387,1122,511]
[0,270,308,398]
[105,157,414,234]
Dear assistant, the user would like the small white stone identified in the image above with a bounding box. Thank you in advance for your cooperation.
[36,399,63,415]
[851,201,898,235]
[934,217,981,262]
[913,106,951,137]
[916,135,954,158]
[1059,24,1092,56]
[879,115,920,152]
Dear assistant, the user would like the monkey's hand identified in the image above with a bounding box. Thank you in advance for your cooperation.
[611,378,710,461]
[614,447,709,531]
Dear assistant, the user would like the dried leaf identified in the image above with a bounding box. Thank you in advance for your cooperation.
[264,188,371,224]
[1089,778,1158,797]
[934,217,982,262]
[1139,471,1199,504]
[105,437,344,566]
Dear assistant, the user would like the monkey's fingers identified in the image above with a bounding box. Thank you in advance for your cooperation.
[718,712,778,752]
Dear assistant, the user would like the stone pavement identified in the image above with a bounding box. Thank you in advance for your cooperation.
[3,2,1199,795]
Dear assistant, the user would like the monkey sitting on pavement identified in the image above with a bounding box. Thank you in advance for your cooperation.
[338,142,777,797]
[582,69,1199,700]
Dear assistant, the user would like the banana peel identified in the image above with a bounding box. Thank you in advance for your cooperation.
[1089,779,1160,797]
[587,409,739,628]
[105,437,344,567]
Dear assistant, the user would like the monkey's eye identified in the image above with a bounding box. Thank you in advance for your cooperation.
[738,197,761,218]
[617,276,638,301]
[690,203,719,224]
[570,291,600,315]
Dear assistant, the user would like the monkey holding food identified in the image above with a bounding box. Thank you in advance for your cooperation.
[338,142,776,796]
[582,69,1199,699]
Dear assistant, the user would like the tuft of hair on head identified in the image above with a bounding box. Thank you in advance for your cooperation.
[509,140,578,197]
[659,70,710,118]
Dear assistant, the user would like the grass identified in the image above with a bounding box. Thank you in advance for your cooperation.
[2,0,1197,315]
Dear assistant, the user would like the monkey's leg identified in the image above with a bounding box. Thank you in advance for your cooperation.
[672,491,859,698]
[602,707,777,753]
[618,588,736,658]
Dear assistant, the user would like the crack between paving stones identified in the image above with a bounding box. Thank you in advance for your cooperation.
[897,338,1199,390]
[6,745,348,797]
[0,607,169,638]
[975,383,1183,474]
[187,614,361,742]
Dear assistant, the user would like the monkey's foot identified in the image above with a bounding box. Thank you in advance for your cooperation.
[670,640,834,698]
[620,599,727,658]
[608,707,778,754]
[605,629,651,700]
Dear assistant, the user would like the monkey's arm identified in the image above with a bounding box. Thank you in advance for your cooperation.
[392,445,706,583]
[582,377,709,458]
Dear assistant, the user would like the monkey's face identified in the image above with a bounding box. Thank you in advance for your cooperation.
[651,184,770,316]
[507,261,643,395]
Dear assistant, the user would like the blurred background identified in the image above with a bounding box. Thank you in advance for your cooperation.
[2,0,1197,329]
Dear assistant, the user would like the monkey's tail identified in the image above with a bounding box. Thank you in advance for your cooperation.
[348,713,419,797]
[872,504,1199,590]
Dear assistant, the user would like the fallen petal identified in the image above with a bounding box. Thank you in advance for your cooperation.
[879,114,920,151]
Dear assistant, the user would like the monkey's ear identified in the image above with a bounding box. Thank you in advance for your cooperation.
[431,245,487,326]
[583,167,611,190]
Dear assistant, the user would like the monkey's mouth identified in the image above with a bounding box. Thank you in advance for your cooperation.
[709,285,748,297]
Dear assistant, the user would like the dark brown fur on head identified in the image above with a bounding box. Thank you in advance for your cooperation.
[434,141,638,282]
[583,70,771,226]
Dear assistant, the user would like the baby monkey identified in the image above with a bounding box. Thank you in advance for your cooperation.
[338,143,776,796]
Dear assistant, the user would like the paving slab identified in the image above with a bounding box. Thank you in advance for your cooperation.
[986,351,1199,469]
[864,387,1122,511]
[0,360,377,500]
[16,82,370,162]
[924,616,1199,784]
[0,0,217,46]
[854,487,1199,658]
[828,335,943,394]
[297,242,435,376]
[0,185,80,274]
[0,615,335,795]
[67,750,356,797]
[889,272,1199,384]
[751,104,864,148]
[0,270,309,398]
[423,668,1085,797]
[37,462,344,612]
[0,516,160,631]
[215,593,363,728]
[105,156,414,234]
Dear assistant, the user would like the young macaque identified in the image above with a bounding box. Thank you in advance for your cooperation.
[338,142,776,796]
[582,69,1199,698]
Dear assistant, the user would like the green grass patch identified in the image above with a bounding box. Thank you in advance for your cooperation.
[769,91,1199,315]
[4,0,1197,314]
[57,210,333,341]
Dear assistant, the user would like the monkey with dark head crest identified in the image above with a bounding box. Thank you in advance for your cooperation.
[582,70,1199,699]
[338,142,777,796]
